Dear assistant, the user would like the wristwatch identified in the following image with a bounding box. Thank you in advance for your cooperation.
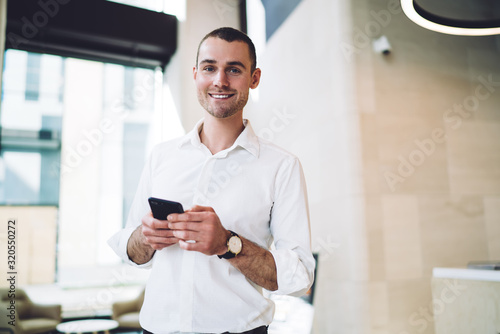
[218,230,242,259]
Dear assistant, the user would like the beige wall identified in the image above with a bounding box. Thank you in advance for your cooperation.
[355,0,500,333]
[170,0,500,333]
[245,0,500,333]
[0,206,58,286]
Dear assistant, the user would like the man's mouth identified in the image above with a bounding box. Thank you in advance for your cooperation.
[209,93,235,99]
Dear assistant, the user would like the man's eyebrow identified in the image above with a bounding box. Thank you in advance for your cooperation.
[199,59,216,65]
[199,59,247,69]
[227,61,246,69]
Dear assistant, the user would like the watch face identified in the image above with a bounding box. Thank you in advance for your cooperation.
[228,236,242,254]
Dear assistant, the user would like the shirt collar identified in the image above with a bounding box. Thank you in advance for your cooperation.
[178,118,260,157]
[177,118,204,149]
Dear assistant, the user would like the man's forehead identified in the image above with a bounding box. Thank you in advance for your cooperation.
[200,36,249,49]
[198,37,251,63]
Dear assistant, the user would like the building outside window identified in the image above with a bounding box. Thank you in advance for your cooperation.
[24,52,42,102]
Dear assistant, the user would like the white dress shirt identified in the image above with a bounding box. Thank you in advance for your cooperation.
[108,119,315,334]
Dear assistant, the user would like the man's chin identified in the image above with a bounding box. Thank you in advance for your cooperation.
[207,108,239,119]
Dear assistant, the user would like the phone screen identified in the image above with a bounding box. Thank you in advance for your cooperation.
[148,197,184,220]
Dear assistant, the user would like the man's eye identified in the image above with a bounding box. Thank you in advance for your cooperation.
[228,68,241,75]
[204,66,215,72]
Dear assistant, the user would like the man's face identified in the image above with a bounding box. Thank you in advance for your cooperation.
[193,37,260,119]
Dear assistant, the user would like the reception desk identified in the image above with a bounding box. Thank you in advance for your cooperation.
[432,268,500,334]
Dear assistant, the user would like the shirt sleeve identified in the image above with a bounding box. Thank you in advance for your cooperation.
[269,157,316,296]
[107,151,154,269]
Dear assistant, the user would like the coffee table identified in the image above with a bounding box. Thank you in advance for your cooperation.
[56,319,119,334]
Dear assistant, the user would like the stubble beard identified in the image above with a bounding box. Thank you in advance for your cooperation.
[198,90,249,119]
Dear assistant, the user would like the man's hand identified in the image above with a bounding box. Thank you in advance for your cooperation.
[126,212,179,264]
[167,205,230,256]
[168,205,278,291]
[141,211,180,250]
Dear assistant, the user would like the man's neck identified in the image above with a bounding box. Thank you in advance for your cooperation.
[200,114,245,155]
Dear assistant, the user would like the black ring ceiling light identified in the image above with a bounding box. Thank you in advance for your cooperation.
[401,0,500,35]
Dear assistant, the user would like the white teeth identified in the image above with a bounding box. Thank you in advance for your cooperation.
[211,94,230,99]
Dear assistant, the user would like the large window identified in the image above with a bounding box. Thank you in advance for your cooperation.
[0,49,184,290]
[0,50,64,205]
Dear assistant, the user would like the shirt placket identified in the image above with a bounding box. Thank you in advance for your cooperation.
[178,155,219,332]
[192,152,228,206]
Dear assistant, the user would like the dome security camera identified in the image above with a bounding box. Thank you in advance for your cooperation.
[372,35,392,55]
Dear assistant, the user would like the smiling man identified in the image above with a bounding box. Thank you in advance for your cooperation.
[195,36,257,120]
[108,27,315,334]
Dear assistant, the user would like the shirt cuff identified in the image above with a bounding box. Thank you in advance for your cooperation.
[270,248,314,296]
[107,227,154,269]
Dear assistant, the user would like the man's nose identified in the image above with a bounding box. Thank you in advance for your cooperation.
[214,71,229,87]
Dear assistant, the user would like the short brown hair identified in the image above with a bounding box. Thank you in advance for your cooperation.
[196,27,257,73]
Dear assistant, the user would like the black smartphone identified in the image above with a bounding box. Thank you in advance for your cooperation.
[148,197,184,220]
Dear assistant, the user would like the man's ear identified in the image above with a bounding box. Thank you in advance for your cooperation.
[193,66,197,80]
[250,68,261,89]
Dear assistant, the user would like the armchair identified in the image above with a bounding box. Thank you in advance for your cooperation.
[111,288,145,330]
[0,288,61,334]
